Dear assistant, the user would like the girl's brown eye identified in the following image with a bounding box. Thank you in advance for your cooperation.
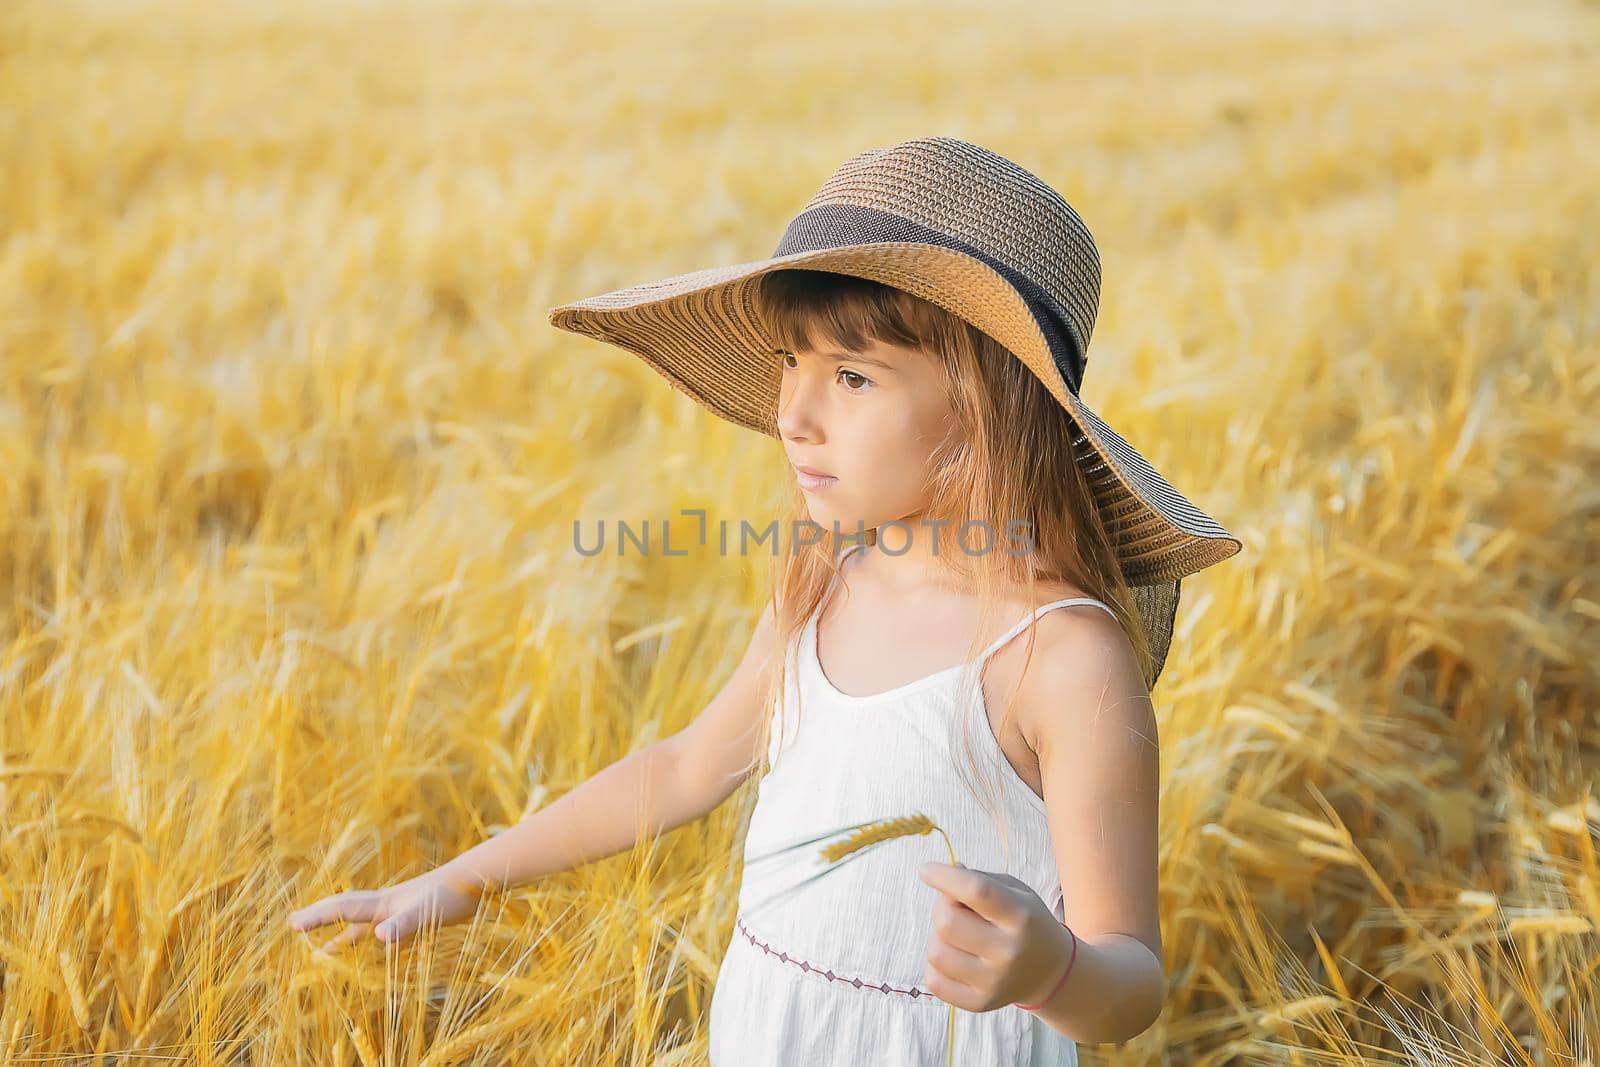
[840,370,869,390]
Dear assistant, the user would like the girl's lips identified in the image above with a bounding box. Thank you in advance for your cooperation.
[796,469,839,491]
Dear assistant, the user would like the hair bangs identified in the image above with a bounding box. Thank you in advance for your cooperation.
[754,269,939,359]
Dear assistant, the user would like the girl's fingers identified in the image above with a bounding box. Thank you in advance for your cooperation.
[922,959,984,1011]
[312,921,372,956]
[289,891,381,932]
[374,914,406,943]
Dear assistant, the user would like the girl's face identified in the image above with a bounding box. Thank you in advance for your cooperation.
[776,338,959,533]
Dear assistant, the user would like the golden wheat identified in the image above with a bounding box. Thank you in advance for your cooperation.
[2,0,1596,1061]
[818,813,945,863]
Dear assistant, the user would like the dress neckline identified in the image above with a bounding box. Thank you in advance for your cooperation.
[806,543,1117,707]
[807,607,973,705]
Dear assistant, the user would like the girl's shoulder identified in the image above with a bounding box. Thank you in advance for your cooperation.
[982,577,1127,681]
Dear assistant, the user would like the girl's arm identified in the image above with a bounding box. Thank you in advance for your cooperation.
[289,603,782,946]
[1017,608,1166,1044]
[437,601,782,892]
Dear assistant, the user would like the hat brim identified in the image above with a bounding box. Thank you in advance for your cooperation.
[547,241,1242,591]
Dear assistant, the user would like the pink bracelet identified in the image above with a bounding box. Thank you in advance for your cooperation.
[1016,923,1078,1012]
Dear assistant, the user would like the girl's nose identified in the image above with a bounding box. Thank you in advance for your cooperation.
[776,373,827,442]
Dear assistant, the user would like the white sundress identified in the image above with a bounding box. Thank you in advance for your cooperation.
[709,543,1117,1065]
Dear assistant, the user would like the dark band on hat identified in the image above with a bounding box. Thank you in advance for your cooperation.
[771,202,1086,396]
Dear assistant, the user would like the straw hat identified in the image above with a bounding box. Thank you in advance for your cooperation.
[547,135,1242,685]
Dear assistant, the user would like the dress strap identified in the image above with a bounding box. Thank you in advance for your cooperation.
[975,596,1119,663]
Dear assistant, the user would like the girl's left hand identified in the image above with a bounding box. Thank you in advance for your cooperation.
[917,861,1073,1012]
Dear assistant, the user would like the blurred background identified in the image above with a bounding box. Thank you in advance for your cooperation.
[2,0,1597,1061]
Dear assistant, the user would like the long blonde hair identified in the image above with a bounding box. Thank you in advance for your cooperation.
[746,268,1155,864]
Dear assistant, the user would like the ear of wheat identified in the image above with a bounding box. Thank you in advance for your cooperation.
[819,813,948,863]
[744,812,956,867]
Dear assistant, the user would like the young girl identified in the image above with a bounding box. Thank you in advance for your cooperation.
[288,136,1242,1064]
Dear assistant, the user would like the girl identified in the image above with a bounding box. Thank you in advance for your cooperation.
[288,136,1242,1064]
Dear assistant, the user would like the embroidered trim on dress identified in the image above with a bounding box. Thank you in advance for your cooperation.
[735,917,932,999]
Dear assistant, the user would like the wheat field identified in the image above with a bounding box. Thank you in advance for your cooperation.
[2,0,1598,1062]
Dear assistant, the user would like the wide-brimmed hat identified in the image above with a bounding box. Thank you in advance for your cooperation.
[547,135,1242,685]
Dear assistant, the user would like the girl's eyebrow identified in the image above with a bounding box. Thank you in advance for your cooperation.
[778,346,897,372]
[822,349,896,371]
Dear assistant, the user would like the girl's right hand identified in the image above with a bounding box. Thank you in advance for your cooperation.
[287,869,486,954]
